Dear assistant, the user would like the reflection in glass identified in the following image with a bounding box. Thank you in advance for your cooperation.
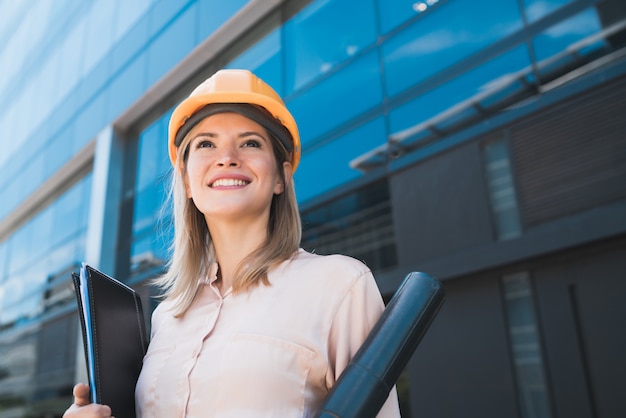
[382,0,523,97]
[131,111,173,275]
[301,178,397,273]
[502,272,552,418]
[284,0,377,94]
[532,8,604,72]
[295,117,386,202]
[227,28,284,96]
[522,0,573,23]
[376,0,443,34]
[388,45,532,141]
[288,50,383,143]
[0,170,90,413]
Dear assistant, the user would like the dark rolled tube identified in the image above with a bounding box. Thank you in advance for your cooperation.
[314,272,445,418]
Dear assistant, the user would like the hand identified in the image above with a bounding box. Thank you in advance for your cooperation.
[63,383,114,418]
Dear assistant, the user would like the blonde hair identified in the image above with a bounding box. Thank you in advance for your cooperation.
[153,115,302,316]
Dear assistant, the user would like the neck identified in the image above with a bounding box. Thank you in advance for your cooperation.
[206,215,269,292]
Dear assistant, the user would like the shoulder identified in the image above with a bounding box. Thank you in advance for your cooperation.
[149,297,176,327]
[271,249,379,300]
[284,249,371,282]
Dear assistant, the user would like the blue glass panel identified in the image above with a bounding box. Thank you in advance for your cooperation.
[133,109,172,263]
[227,28,283,95]
[56,19,87,103]
[131,233,154,261]
[388,45,532,138]
[21,153,46,203]
[197,0,249,42]
[382,0,523,98]
[376,0,444,34]
[146,4,196,86]
[288,50,382,143]
[130,215,171,265]
[81,0,117,77]
[296,117,386,202]
[532,7,603,63]
[78,51,111,105]
[0,180,20,220]
[113,0,152,40]
[78,172,93,228]
[284,0,377,95]
[110,8,151,74]
[43,128,72,179]
[73,92,107,154]
[133,181,168,236]
[107,52,147,122]
[136,116,170,192]
[0,241,7,280]
[522,0,573,23]
[6,223,31,275]
[148,0,191,38]
[48,179,84,248]
[37,52,62,119]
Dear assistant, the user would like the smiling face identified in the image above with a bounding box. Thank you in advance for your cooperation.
[182,112,290,226]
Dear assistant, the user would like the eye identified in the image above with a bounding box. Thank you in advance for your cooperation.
[195,139,214,149]
[242,139,261,148]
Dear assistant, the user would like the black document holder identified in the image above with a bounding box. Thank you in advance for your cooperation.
[72,264,148,418]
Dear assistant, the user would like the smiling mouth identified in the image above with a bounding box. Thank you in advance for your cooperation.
[210,178,250,187]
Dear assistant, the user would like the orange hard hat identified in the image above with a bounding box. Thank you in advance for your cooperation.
[168,69,301,171]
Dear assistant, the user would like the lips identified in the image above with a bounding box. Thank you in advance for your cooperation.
[210,178,250,187]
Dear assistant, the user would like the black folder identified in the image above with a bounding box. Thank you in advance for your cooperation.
[72,264,148,418]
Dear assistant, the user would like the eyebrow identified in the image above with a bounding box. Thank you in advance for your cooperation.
[191,131,269,141]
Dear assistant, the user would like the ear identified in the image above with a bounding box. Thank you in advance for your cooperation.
[274,161,292,195]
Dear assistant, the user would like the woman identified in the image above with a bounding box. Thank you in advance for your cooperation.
[64,69,400,417]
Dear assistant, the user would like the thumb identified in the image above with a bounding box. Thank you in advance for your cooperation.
[72,383,91,406]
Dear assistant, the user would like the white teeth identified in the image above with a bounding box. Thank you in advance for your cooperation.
[211,178,248,187]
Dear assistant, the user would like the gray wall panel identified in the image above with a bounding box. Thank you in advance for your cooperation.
[533,239,626,418]
[406,274,518,418]
[390,143,494,268]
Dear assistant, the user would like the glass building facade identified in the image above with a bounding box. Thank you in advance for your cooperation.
[1,0,625,416]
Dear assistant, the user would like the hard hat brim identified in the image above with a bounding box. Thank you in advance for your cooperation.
[168,91,301,171]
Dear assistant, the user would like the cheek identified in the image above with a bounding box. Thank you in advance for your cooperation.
[185,159,206,196]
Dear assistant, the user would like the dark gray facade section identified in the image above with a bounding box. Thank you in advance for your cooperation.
[534,239,626,418]
[390,143,494,270]
[386,68,626,418]
[407,273,519,417]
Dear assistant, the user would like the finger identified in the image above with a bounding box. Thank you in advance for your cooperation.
[72,383,91,406]
[99,405,112,416]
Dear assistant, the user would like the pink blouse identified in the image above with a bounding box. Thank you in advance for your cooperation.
[135,249,401,417]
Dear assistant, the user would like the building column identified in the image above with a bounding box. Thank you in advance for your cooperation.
[74,125,125,384]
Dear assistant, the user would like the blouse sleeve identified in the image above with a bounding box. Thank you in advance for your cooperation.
[326,269,401,418]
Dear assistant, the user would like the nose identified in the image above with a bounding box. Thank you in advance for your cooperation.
[215,144,240,167]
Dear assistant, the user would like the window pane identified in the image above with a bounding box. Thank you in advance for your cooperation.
[483,138,522,240]
[132,111,172,275]
[136,114,170,192]
[301,179,397,272]
[226,28,284,96]
[288,50,382,142]
[284,0,377,95]
[296,117,386,202]
[0,174,90,326]
[382,0,523,97]
[376,0,444,34]
[502,272,552,418]
[522,0,573,23]
[388,45,532,143]
[532,7,604,73]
